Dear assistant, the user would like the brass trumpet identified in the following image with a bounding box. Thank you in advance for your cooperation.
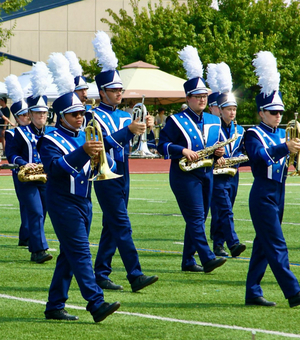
[286,112,300,176]
[85,112,122,181]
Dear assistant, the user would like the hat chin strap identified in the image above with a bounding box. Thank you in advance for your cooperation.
[102,87,116,108]
[61,113,80,131]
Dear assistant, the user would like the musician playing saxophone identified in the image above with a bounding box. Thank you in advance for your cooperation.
[10,64,54,264]
[210,90,247,258]
[157,45,227,274]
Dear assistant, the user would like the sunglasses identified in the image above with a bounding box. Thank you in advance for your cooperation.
[69,111,85,117]
[268,110,283,116]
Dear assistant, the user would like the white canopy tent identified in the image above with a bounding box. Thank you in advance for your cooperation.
[119,61,187,105]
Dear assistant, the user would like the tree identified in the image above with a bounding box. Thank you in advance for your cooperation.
[81,0,300,124]
[0,1,33,64]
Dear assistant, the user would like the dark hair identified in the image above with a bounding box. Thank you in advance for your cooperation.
[158,107,165,112]
[0,97,7,104]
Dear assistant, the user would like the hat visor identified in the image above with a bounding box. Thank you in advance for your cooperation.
[189,88,208,95]
[220,101,237,108]
[75,85,89,90]
[263,104,284,111]
[62,104,85,114]
[15,108,28,116]
[104,83,123,89]
[29,106,49,112]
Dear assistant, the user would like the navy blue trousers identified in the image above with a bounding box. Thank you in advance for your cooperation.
[12,173,29,243]
[246,177,300,299]
[46,194,104,314]
[210,173,240,250]
[170,166,215,269]
[94,179,143,284]
[16,180,48,253]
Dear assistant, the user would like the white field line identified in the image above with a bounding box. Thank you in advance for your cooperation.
[0,294,300,338]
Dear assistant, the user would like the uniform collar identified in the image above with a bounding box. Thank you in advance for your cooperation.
[30,122,44,136]
[186,107,203,122]
[58,123,79,137]
[99,102,117,112]
[260,121,277,133]
[221,118,232,129]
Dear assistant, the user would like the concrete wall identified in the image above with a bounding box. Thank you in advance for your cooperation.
[0,0,187,81]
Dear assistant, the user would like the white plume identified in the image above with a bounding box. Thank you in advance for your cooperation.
[65,51,83,77]
[216,62,233,93]
[178,45,203,80]
[206,63,219,92]
[47,52,75,96]
[92,31,118,72]
[253,51,280,96]
[30,61,51,98]
[4,74,24,103]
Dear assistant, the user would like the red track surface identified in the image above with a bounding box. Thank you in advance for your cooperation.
[0,158,252,175]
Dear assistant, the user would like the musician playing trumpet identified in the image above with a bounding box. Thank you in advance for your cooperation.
[86,31,158,293]
[157,46,227,274]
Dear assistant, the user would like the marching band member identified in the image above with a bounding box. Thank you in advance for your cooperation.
[5,77,30,247]
[157,46,226,273]
[9,62,53,264]
[86,31,158,292]
[209,62,247,258]
[245,51,300,307]
[40,52,120,322]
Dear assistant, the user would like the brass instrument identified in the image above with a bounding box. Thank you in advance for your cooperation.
[213,155,249,177]
[18,164,47,183]
[85,112,122,181]
[286,112,300,176]
[179,120,238,172]
[130,95,159,159]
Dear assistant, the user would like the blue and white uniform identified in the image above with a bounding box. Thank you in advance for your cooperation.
[10,123,53,253]
[245,121,300,300]
[85,102,144,284]
[5,127,29,244]
[40,123,105,314]
[210,120,245,250]
[157,108,222,268]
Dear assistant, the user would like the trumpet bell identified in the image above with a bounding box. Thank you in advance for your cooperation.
[89,163,123,181]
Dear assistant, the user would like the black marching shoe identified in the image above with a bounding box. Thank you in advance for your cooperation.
[182,264,204,272]
[214,246,229,257]
[45,309,79,320]
[245,296,276,307]
[92,301,121,323]
[18,239,29,247]
[203,257,226,273]
[288,292,300,308]
[230,243,246,257]
[131,275,158,292]
[97,279,124,291]
[31,250,53,264]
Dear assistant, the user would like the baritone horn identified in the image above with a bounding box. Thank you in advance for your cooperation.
[130,95,159,158]
[286,112,300,176]
[85,112,122,181]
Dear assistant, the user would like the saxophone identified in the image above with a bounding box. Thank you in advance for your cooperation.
[179,121,238,172]
[213,155,249,176]
[18,164,47,183]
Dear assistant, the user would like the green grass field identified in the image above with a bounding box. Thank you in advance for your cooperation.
[1,172,300,339]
